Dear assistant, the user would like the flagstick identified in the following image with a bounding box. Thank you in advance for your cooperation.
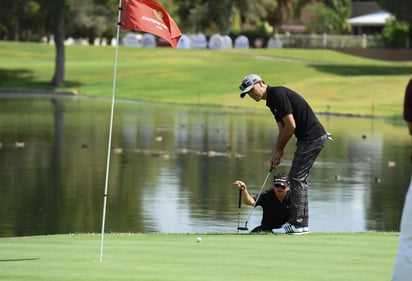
[99,0,123,263]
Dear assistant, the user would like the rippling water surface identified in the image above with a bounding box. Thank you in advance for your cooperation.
[0,97,410,236]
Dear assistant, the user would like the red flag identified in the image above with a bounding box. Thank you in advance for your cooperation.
[120,0,182,48]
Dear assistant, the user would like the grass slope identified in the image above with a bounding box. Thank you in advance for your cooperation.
[0,233,398,281]
[1,41,412,117]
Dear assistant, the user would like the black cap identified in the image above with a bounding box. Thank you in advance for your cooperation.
[273,174,289,187]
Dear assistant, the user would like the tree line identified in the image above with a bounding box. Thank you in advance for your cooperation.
[0,0,361,42]
[0,0,410,86]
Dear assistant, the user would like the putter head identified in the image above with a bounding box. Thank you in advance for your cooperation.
[237,226,248,231]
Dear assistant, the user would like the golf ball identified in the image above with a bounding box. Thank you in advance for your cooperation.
[196,237,202,243]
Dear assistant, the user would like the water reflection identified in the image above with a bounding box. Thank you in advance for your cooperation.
[0,97,410,237]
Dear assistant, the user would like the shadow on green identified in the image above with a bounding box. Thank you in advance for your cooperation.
[0,68,81,89]
[310,64,412,76]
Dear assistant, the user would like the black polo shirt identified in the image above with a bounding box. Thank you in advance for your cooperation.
[254,188,291,231]
[266,86,326,141]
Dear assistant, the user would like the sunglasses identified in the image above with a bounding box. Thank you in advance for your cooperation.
[274,184,287,189]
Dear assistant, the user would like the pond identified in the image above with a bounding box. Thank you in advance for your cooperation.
[0,96,410,237]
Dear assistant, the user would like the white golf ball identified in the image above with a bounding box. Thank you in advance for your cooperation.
[196,237,202,243]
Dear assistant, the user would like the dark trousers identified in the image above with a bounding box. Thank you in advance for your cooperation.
[288,133,328,228]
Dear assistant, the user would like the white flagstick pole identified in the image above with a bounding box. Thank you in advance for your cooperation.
[99,0,123,263]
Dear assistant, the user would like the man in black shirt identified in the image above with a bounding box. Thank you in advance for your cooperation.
[234,173,291,232]
[238,74,329,234]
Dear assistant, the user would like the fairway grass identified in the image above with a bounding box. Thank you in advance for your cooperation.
[1,41,412,118]
[0,232,398,281]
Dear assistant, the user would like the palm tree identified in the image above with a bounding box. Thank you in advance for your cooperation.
[267,0,294,35]
[48,0,66,86]
[234,0,294,36]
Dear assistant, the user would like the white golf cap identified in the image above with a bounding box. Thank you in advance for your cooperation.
[239,74,262,98]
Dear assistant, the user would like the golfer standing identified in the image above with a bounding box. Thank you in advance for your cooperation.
[238,74,328,234]
[391,78,412,281]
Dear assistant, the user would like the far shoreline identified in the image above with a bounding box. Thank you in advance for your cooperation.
[0,88,78,98]
[0,87,387,120]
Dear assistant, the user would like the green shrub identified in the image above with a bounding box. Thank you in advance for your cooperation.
[382,20,409,48]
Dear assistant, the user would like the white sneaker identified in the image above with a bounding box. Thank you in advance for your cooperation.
[302,227,310,234]
[272,223,305,235]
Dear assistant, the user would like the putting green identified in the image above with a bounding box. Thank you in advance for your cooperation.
[0,232,399,281]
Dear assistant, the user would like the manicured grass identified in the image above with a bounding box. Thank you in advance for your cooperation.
[0,233,398,281]
[1,41,412,117]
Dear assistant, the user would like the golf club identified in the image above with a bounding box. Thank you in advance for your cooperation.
[237,167,273,231]
[237,189,242,233]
